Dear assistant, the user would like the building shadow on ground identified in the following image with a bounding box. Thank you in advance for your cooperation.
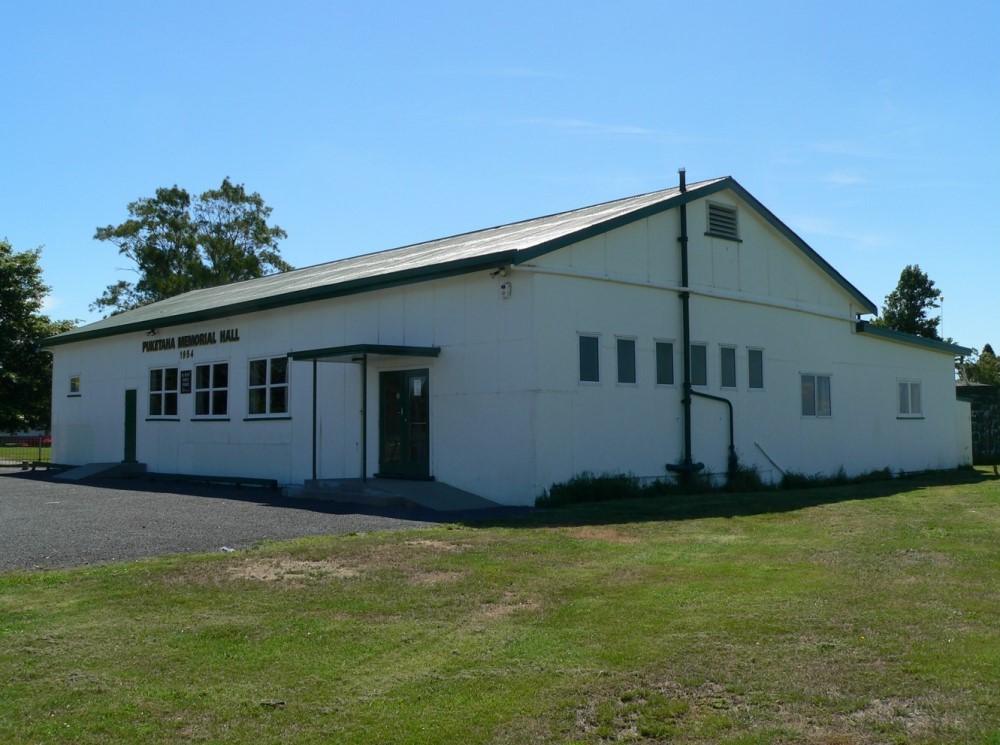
[461,468,999,530]
[4,467,995,531]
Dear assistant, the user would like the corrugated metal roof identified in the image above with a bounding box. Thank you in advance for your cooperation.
[42,176,876,346]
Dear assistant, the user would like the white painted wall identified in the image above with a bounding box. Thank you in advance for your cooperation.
[522,192,968,496]
[49,268,541,504]
[48,187,970,506]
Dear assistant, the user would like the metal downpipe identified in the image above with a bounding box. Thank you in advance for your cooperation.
[667,168,704,482]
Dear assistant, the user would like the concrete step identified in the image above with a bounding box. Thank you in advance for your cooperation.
[286,477,500,512]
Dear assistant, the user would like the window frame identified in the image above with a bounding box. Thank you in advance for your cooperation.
[148,366,180,418]
[720,345,737,389]
[194,361,230,418]
[68,374,81,397]
[748,348,764,390]
[897,379,923,418]
[616,337,637,385]
[655,340,675,386]
[578,334,600,384]
[247,356,291,418]
[801,373,832,418]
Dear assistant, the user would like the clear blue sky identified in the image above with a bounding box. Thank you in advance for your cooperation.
[2,1,997,352]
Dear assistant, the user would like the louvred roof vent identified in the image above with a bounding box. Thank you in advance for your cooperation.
[706,202,740,242]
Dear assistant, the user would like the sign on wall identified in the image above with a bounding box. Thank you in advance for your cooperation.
[141,328,241,354]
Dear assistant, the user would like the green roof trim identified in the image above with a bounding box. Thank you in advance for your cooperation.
[289,344,441,362]
[855,321,972,356]
[42,176,879,347]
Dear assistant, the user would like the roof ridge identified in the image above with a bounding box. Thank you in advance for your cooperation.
[271,177,728,276]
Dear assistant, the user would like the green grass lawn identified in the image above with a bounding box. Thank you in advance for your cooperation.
[1,469,998,744]
[0,444,51,464]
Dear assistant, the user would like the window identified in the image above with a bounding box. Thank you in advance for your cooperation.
[655,341,674,385]
[616,338,636,384]
[720,346,736,388]
[748,349,764,389]
[249,357,289,416]
[69,375,81,395]
[149,367,179,417]
[898,380,922,417]
[690,344,707,386]
[801,374,832,417]
[706,202,740,241]
[195,362,229,417]
[579,335,600,383]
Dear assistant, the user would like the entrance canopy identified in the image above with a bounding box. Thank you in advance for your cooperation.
[287,344,441,482]
[288,343,441,364]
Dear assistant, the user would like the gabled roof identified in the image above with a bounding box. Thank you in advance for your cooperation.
[43,176,876,347]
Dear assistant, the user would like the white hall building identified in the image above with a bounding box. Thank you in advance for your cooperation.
[43,175,972,505]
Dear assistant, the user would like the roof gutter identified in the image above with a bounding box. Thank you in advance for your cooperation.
[855,321,972,356]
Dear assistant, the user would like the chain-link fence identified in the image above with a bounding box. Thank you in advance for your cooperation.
[0,435,52,467]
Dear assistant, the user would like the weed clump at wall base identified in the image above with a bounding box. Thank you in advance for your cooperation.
[538,464,901,507]
[536,472,645,507]
[779,467,892,490]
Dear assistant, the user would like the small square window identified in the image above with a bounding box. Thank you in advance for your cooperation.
[748,349,764,389]
[248,356,290,417]
[802,374,832,417]
[720,347,736,388]
[148,367,179,417]
[617,338,636,384]
[579,335,600,383]
[690,344,707,387]
[655,342,674,385]
[195,362,229,417]
[69,375,81,394]
[898,381,922,417]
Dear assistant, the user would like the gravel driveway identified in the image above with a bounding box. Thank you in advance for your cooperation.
[0,470,501,571]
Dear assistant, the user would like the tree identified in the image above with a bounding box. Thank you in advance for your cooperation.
[963,343,1000,385]
[92,178,291,314]
[873,264,942,339]
[0,240,75,432]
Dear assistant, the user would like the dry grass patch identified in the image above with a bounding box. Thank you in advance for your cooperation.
[409,569,466,586]
[479,592,542,621]
[567,526,641,544]
[403,538,468,552]
[228,558,361,583]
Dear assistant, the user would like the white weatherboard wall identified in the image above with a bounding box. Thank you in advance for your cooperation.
[50,269,542,504]
[521,192,967,495]
[48,185,971,506]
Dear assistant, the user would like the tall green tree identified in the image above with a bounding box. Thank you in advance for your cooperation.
[873,264,942,339]
[93,178,291,314]
[0,240,75,432]
[963,343,1000,385]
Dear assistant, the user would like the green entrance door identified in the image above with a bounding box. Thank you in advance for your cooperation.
[123,389,137,463]
[378,369,430,478]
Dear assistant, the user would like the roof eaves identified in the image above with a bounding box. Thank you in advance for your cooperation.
[512,177,734,264]
[724,181,878,315]
[855,321,972,356]
[41,249,518,348]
